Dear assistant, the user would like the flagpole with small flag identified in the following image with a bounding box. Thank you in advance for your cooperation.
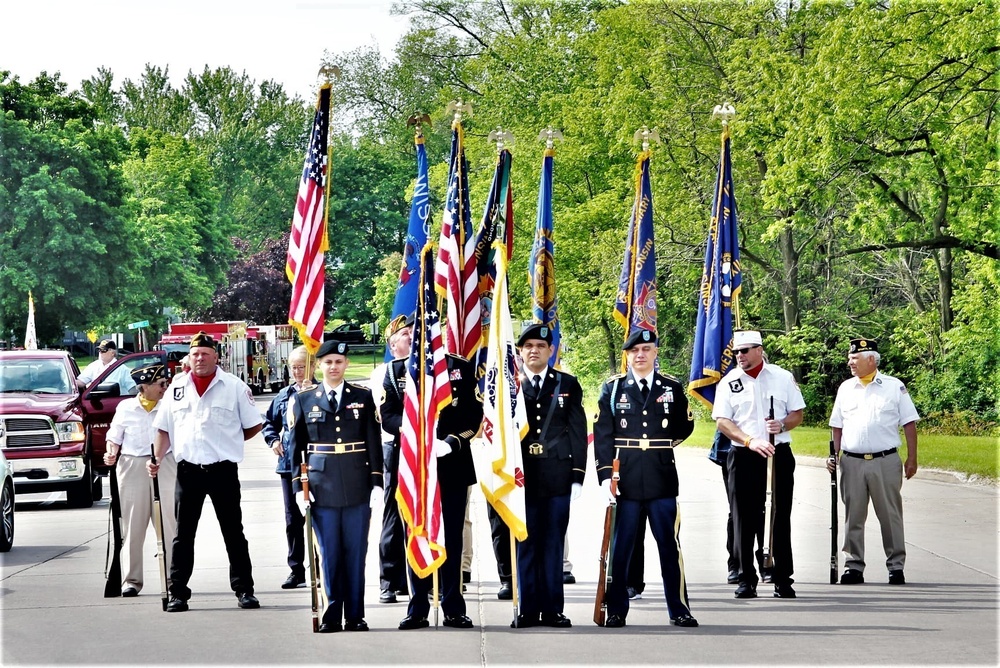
[24,291,37,350]
[529,128,563,367]
[613,127,660,372]
[687,103,742,410]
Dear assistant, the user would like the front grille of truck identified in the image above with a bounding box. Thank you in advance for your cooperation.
[1,416,58,448]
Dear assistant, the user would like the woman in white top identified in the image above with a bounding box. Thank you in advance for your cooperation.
[104,364,177,596]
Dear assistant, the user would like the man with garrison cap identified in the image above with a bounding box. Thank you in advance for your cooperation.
[148,331,263,613]
[713,329,805,600]
[510,324,587,629]
[594,329,698,629]
[290,340,383,632]
[827,338,919,585]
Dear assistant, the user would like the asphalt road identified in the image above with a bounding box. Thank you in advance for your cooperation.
[1,391,997,665]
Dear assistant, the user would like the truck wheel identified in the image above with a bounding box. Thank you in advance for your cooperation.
[0,480,13,552]
[66,461,94,509]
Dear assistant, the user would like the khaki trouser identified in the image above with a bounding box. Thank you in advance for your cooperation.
[117,452,177,591]
[840,452,906,572]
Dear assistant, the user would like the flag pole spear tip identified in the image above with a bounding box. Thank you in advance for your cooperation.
[712,102,736,128]
[536,127,563,149]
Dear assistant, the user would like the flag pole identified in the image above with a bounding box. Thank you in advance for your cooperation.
[711,103,739,329]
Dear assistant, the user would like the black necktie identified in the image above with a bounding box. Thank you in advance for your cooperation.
[328,390,338,413]
[533,375,542,391]
[640,378,649,401]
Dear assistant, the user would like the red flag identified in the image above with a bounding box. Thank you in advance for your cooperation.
[397,243,452,577]
[434,123,480,360]
[286,84,331,354]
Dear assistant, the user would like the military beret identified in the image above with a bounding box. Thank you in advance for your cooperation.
[316,339,349,358]
[516,323,553,347]
[622,328,657,350]
[97,339,117,352]
[189,331,216,349]
[131,363,168,385]
[849,338,878,354]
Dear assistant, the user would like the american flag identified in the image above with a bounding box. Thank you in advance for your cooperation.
[397,243,451,578]
[435,123,480,360]
[285,84,330,354]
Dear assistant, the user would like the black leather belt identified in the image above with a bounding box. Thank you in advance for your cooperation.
[843,448,897,460]
[308,442,365,455]
[179,460,233,469]
[614,438,675,450]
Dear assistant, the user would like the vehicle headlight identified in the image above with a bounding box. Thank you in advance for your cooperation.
[55,422,85,443]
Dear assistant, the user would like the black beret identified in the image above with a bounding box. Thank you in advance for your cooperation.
[849,338,878,354]
[131,364,168,385]
[316,339,349,358]
[516,323,553,347]
[189,331,216,349]
[622,328,657,350]
[97,339,117,352]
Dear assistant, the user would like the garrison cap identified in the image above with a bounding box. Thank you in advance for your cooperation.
[316,339,349,358]
[131,363,168,385]
[97,339,117,352]
[517,323,553,347]
[189,331,216,349]
[385,313,414,341]
[849,338,878,354]
[622,329,657,350]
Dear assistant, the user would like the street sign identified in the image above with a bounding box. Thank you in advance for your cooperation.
[127,320,150,330]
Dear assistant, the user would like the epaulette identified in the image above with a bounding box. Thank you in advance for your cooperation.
[300,382,318,392]
[660,372,680,383]
[604,373,626,384]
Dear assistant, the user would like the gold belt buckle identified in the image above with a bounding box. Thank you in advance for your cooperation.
[528,443,544,456]
[864,453,873,460]
[335,444,347,454]
[639,438,650,451]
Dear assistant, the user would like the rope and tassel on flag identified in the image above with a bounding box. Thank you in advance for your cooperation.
[529,143,561,367]
[688,117,742,409]
[477,240,528,542]
[286,84,331,354]
[396,244,451,578]
[613,146,658,372]
[24,291,37,350]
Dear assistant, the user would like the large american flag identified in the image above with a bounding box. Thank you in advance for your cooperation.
[435,123,480,360]
[397,243,451,578]
[285,84,330,354]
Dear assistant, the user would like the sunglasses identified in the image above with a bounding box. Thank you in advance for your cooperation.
[734,345,761,355]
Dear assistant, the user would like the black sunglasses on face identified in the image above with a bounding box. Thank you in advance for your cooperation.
[734,345,761,355]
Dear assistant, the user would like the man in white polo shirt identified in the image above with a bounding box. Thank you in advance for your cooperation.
[148,331,263,612]
[827,337,919,585]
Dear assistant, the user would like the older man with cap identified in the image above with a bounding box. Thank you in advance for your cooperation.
[713,329,805,600]
[290,340,383,632]
[148,331,263,613]
[510,324,587,629]
[104,363,176,597]
[77,339,136,394]
[594,329,697,629]
[371,314,414,604]
[827,338,919,586]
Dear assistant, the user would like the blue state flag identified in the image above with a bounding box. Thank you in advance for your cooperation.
[688,128,742,409]
[528,147,561,367]
[387,135,432,361]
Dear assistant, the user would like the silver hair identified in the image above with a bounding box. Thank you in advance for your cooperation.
[857,350,881,366]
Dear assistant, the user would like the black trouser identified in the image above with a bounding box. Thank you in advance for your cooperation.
[729,445,795,586]
[379,444,408,594]
[169,460,254,600]
[406,483,469,618]
[488,505,513,584]
[280,474,305,578]
[627,508,647,593]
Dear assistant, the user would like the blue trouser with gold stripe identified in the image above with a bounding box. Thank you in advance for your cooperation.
[607,497,691,620]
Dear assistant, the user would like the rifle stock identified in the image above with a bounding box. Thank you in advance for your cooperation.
[103,460,123,598]
[829,436,839,584]
[593,457,620,626]
[301,462,319,633]
[150,446,169,611]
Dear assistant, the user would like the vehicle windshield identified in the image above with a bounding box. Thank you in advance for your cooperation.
[0,359,73,394]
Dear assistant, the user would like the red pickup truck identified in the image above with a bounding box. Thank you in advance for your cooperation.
[0,349,166,507]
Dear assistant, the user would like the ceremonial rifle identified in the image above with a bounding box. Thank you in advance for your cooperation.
[301,462,319,633]
[103,455,123,598]
[150,445,169,611]
[761,397,776,574]
[829,435,839,584]
[593,456,620,626]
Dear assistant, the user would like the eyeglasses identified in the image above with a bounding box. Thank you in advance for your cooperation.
[156,380,170,388]
[734,345,761,355]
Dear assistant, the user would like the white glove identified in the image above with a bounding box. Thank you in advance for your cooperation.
[570,482,583,502]
[370,487,383,509]
[601,478,620,504]
[433,438,453,458]
[295,490,315,515]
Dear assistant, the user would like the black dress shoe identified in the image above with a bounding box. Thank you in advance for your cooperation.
[541,613,572,628]
[121,586,139,597]
[840,568,865,584]
[773,583,797,598]
[604,614,626,628]
[282,573,306,589]
[442,614,473,628]
[166,597,189,613]
[734,582,758,599]
[671,614,699,628]
[727,569,740,584]
[888,569,906,585]
[379,589,397,603]
[511,613,539,628]
[345,619,369,632]
[462,571,471,584]
[398,615,429,630]
[317,622,341,633]
[563,571,576,585]
[237,592,260,609]
[497,582,513,600]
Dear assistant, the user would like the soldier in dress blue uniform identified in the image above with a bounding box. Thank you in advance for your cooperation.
[511,324,587,629]
[290,340,383,633]
[594,329,698,628]
[381,350,483,630]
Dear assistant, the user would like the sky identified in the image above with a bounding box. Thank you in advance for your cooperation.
[0,0,411,101]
